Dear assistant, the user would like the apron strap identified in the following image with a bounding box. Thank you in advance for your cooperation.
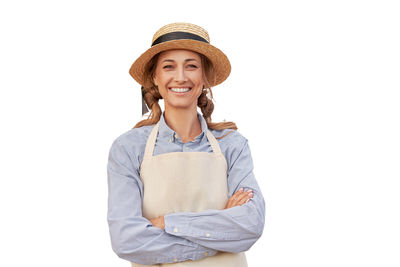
[206,130,223,155]
[143,122,160,158]
[143,122,223,157]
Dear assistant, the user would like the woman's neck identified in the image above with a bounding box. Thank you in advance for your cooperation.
[164,108,202,143]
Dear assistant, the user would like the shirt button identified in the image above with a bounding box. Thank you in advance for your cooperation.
[173,258,178,262]
[205,233,210,237]
[173,227,178,233]
[204,252,208,256]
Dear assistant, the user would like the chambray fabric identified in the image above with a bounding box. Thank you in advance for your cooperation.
[107,112,265,265]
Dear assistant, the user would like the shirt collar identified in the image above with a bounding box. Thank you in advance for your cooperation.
[158,111,208,143]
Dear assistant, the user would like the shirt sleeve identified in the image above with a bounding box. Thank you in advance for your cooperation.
[107,138,218,265]
[163,137,266,253]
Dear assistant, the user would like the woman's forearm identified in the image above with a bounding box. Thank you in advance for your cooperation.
[162,182,265,253]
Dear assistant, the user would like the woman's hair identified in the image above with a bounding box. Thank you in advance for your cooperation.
[133,52,237,131]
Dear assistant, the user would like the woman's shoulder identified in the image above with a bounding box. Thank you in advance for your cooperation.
[209,128,248,148]
[209,128,250,167]
[108,125,156,172]
[110,124,155,150]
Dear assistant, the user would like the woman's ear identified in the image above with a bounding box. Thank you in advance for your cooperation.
[152,74,158,87]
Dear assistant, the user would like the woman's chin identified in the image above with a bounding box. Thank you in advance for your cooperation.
[165,100,196,110]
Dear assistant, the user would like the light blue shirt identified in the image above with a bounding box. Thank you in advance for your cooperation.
[107,112,265,265]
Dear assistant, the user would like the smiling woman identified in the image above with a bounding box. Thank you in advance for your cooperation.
[107,22,265,266]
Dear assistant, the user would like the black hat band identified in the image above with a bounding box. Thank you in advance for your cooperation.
[152,31,209,46]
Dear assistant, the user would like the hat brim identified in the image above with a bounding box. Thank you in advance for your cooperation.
[129,39,231,87]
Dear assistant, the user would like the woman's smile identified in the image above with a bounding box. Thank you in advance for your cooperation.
[169,87,192,93]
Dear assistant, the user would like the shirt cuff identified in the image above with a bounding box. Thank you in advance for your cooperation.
[164,212,190,236]
[164,212,229,240]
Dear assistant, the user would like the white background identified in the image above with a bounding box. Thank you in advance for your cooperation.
[0,0,399,266]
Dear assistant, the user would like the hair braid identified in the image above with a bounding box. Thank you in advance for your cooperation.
[197,89,214,124]
[134,83,163,128]
[197,87,237,131]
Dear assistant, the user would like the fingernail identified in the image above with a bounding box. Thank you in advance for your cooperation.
[239,188,244,192]
[247,189,253,193]
[248,192,254,197]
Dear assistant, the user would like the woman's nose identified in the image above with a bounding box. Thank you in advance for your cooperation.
[174,67,188,82]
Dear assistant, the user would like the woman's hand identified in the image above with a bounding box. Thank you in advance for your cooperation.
[149,216,165,229]
[224,188,253,209]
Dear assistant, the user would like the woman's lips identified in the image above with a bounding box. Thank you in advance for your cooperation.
[169,87,192,93]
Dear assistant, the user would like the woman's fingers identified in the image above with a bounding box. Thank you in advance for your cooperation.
[237,189,253,204]
[225,188,254,209]
[225,188,243,207]
[229,188,246,205]
[231,188,244,201]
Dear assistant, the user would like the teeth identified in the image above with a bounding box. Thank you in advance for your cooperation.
[170,87,191,92]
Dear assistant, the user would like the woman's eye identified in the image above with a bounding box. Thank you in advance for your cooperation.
[187,64,198,68]
[163,65,173,69]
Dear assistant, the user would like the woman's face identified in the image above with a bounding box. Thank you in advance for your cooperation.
[153,49,203,111]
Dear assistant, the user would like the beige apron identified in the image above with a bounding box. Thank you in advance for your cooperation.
[131,122,247,267]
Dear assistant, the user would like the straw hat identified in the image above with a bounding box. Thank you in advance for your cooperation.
[129,22,231,87]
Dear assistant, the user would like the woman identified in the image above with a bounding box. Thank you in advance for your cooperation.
[107,22,265,266]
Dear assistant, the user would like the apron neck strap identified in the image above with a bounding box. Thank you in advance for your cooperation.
[144,122,160,158]
[206,130,223,154]
[143,121,223,157]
